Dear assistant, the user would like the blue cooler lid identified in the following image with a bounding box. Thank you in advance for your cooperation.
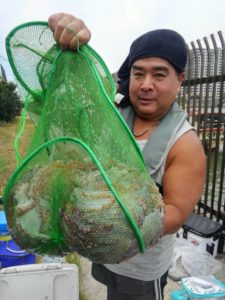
[0,210,9,233]
[171,290,187,300]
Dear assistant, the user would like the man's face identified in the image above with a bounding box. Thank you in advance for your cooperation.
[129,57,184,120]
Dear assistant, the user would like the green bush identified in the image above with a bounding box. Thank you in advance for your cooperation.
[0,80,22,122]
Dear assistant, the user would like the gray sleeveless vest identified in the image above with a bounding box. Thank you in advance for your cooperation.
[119,102,187,180]
[105,102,189,281]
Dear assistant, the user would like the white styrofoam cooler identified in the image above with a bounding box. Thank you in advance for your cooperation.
[177,214,223,257]
[177,228,220,257]
[0,263,79,300]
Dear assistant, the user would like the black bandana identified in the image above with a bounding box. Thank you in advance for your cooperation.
[117,29,188,97]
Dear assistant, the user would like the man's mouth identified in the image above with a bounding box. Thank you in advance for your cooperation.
[138,97,156,104]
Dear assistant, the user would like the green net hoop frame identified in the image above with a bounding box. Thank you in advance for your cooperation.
[3,22,163,262]
[4,136,145,252]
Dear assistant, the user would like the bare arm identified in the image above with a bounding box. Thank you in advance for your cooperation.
[48,13,91,50]
[162,129,206,235]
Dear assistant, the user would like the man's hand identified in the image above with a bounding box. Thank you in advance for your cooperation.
[48,13,91,50]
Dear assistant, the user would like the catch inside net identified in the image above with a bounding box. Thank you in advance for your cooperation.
[4,22,164,263]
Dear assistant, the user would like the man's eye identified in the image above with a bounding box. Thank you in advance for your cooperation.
[155,73,166,78]
[134,72,143,77]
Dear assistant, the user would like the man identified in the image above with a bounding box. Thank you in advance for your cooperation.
[48,13,206,300]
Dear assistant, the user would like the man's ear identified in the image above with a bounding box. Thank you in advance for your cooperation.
[177,72,185,92]
[178,72,185,84]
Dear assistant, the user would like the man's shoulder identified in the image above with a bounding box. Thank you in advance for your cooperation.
[168,128,204,162]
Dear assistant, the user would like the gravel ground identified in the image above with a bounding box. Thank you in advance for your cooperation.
[79,257,106,300]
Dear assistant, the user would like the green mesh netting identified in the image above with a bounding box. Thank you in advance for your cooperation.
[4,22,163,264]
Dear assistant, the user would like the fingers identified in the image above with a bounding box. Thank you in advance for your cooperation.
[68,28,92,50]
[48,12,67,32]
[48,13,91,50]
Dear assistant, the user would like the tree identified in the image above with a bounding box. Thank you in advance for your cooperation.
[0,80,22,122]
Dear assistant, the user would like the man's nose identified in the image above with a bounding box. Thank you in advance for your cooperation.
[141,75,154,91]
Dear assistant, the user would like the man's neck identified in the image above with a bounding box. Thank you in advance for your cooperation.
[132,116,159,140]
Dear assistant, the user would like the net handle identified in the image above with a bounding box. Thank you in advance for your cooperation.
[4,136,146,254]
[5,21,145,164]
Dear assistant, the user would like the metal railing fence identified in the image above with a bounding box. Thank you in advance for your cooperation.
[177,31,225,229]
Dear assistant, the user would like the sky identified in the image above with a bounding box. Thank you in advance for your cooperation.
[0,0,225,81]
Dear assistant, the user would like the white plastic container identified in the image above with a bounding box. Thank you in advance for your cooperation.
[177,214,223,257]
[0,263,79,300]
[177,228,220,258]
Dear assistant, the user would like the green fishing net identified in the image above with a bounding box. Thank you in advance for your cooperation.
[4,22,164,263]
